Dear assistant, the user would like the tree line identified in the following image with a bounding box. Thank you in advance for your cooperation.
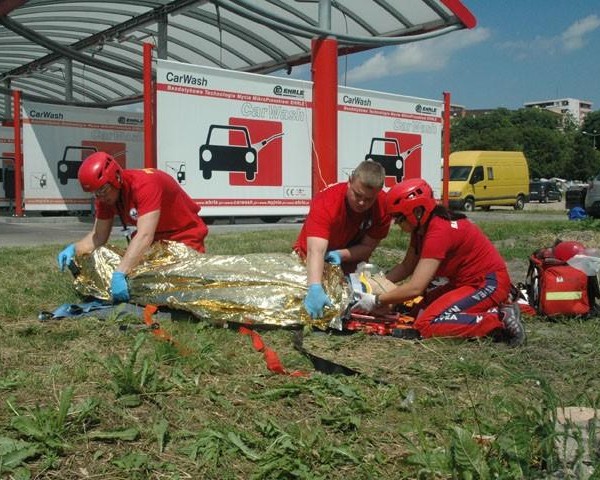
[450,107,600,181]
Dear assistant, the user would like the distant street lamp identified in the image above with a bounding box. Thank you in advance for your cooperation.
[583,130,599,149]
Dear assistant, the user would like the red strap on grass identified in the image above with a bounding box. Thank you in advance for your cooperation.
[239,326,309,377]
[143,304,190,355]
[143,304,158,324]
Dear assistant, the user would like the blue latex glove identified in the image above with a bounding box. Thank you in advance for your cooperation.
[324,250,342,265]
[304,283,333,319]
[57,244,76,272]
[111,272,130,303]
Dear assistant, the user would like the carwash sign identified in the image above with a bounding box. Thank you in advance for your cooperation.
[22,102,143,211]
[156,61,443,217]
[338,86,442,193]
[156,60,313,217]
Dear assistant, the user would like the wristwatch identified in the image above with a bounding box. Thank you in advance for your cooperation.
[375,294,381,307]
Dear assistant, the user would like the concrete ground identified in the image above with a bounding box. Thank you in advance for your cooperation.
[0,199,569,248]
[0,213,304,248]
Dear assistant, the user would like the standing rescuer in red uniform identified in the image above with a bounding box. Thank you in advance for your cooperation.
[57,152,208,303]
[294,160,391,318]
[352,178,526,347]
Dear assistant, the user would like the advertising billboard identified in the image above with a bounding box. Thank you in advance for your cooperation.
[156,60,313,217]
[338,86,442,195]
[156,62,443,218]
[22,102,143,211]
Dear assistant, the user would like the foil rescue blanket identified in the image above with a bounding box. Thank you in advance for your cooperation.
[72,241,349,329]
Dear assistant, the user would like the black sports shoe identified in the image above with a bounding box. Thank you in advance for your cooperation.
[500,303,526,347]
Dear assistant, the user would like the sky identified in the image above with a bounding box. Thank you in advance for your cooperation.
[290,1,600,111]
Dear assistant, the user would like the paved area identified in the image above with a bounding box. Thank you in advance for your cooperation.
[0,199,570,248]
[0,214,304,248]
[469,199,569,222]
[0,215,96,247]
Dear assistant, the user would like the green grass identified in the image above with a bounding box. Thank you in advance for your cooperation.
[1,220,600,478]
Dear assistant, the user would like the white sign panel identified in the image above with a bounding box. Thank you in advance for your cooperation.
[156,60,312,217]
[22,102,143,211]
[338,86,442,196]
[0,126,15,208]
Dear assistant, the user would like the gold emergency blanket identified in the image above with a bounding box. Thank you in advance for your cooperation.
[72,241,349,329]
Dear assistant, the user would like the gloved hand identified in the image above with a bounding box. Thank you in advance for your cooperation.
[324,250,342,265]
[351,292,378,312]
[111,272,130,303]
[304,283,333,318]
[57,244,76,271]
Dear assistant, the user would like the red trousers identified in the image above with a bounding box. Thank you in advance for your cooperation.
[413,270,510,339]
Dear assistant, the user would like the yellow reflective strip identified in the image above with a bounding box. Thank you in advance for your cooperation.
[545,291,582,301]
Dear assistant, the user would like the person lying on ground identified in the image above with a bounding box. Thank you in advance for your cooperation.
[293,160,391,318]
[352,178,526,347]
[57,152,208,303]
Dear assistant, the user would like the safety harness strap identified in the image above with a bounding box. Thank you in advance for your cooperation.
[142,305,191,356]
[239,326,309,377]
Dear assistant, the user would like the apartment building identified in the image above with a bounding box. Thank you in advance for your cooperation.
[523,98,592,125]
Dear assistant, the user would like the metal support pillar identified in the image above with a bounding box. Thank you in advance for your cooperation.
[64,58,73,102]
[143,42,155,168]
[3,79,11,121]
[442,91,451,207]
[13,90,23,216]
[157,13,168,60]
[311,0,337,195]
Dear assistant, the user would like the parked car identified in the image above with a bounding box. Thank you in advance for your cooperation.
[529,180,562,203]
[585,172,600,218]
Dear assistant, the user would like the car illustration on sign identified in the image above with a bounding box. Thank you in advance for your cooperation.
[167,162,186,184]
[57,145,98,185]
[177,164,186,184]
[34,173,47,188]
[199,125,257,181]
[365,137,422,182]
[199,125,284,182]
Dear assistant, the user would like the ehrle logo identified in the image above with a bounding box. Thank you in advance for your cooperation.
[415,104,438,115]
[273,85,305,98]
[118,116,143,125]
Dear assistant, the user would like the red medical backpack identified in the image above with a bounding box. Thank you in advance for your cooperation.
[526,246,598,317]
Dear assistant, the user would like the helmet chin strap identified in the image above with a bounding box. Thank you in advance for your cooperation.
[114,175,132,244]
[114,171,124,210]
[414,206,424,230]
[412,209,424,255]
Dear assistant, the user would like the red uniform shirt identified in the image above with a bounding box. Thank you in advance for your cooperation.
[95,169,208,252]
[413,216,507,287]
[294,182,390,255]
